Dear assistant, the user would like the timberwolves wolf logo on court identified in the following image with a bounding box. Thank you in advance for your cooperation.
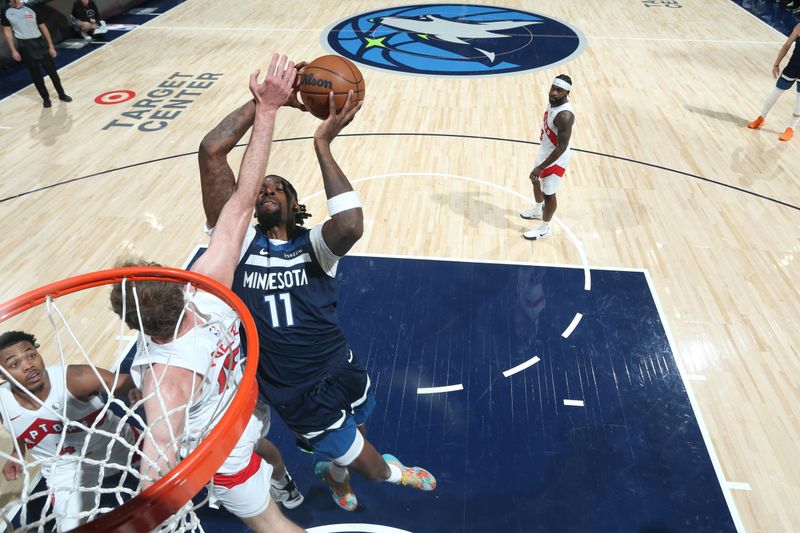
[323,4,586,77]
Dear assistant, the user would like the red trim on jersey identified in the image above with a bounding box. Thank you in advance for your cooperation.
[544,124,558,146]
[541,165,566,178]
[212,452,262,489]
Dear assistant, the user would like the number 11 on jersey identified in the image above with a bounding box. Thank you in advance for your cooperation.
[264,293,294,327]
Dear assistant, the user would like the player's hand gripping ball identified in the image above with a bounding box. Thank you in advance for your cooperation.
[299,55,365,119]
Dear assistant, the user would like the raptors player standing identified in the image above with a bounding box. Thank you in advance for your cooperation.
[520,74,575,241]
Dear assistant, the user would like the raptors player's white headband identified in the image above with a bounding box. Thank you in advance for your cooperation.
[552,78,572,91]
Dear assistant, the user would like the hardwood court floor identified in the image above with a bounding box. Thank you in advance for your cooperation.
[0,0,798,530]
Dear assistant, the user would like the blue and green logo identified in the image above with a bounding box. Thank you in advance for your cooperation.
[324,4,586,77]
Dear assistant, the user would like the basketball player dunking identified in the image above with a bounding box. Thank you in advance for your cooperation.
[520,74,575,240]
[199,89,437,511]
[110,54,304,532]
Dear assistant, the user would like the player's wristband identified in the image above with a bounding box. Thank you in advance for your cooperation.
[327,191,362,216]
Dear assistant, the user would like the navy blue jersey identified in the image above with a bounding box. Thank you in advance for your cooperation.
[232,225,347,406]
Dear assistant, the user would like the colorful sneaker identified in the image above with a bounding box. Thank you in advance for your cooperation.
[382,454,437,491]
[519,206,543,220]
[779,127,794,141]
[522,225,551,241]
[314,461,358,511]
[747,116,765,129]
[270,471,304,509]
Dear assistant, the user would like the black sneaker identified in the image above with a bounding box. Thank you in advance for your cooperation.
[59,94,73,102]
[43,99,52,108]
[270,471,304,509]
[295,436,314,455]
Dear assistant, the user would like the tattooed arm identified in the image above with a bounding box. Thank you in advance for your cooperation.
[198,100,256,228]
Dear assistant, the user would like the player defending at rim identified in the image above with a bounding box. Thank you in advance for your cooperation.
[748,22,800,141]
[520,74,575,241]
[198,90,437,511]
[110,54,304,532]
[0,331,139,531]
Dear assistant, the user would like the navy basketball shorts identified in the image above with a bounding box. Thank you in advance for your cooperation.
[777,65,800,91]
[274,347,376,465]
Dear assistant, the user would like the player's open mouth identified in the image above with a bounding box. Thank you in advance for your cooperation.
[27,371,41,383]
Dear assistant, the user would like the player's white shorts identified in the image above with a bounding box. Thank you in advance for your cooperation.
[46,424,139,531]
[539,174,562,195]
[209,403,273,518]
[533,157,568,196]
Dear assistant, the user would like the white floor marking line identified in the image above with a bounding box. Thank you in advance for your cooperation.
[304,171,591,339]
[553,217,591,290]
[563,399,585,407]
[561,313,583,338]
[348,250,647,273]
[642,270,746,533]
[0,126,11,129]
[587,35,781,45]
[417,384,464,394]
[503,356,541,378]
[139,26,323,32]
[686,374,708,381]
[725,482,752,491]
[307,525,414,533]
[732,1,792,39]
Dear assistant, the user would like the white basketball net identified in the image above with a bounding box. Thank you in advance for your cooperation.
[0,277,246,532]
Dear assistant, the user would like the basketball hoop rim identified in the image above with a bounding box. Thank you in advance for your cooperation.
[0,267,259,533]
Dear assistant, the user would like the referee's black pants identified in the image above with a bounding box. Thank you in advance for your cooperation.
[23,56,66,102]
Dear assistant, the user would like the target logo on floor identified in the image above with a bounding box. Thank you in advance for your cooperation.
[95,90,136,105]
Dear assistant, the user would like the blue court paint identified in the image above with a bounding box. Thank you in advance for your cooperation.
[7,255,737,532]
[730,0,800,37]
[197,255,737,533]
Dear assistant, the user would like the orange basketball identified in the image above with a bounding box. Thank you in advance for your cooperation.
[299,55,365,120]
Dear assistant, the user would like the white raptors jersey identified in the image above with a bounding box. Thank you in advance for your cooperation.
[0,365,123,464]
[129,291,243,452]
[536,101,574,169]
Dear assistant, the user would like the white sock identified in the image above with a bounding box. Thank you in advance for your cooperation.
[540,221,550,231]
[790,92,800,128]
[761,86,785,118]
[386,463,403,484]
[535,201,544,211]
[328,462,347,483]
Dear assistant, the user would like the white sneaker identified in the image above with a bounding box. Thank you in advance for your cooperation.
[94,25,108,35]
[270,471,304,509]
[522,225,551,240]
[519,206,543,220]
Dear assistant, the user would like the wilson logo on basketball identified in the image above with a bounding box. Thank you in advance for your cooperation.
[298,55,365,119]
[301,73,333,90]
[324,4,586,77]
